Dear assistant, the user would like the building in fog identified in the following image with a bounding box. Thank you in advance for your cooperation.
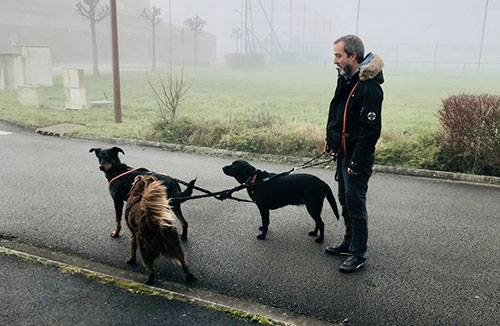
[0,0,216,68]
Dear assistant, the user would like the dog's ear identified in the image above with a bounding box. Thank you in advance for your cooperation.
[89,148,101,156]
[111,147,125,156]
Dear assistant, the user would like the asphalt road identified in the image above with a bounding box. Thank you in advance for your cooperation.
[0,253,253,326]
[1,121,499,325]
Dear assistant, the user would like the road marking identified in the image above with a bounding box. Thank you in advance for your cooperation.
[0,130,13,135]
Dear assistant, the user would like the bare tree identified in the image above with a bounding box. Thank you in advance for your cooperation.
[141,6,162,71]
[149,63,192,122]
[75,0,110,75]
[230,28,242,53]
[183,15,207,67]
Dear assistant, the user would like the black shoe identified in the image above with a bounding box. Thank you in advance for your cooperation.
[339,255,366,273]
[325,245,350,256]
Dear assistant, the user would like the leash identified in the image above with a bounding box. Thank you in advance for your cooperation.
[168,184,253,205]
[172,177,252,203]
[342,80,361,163]
[108,167,151,186]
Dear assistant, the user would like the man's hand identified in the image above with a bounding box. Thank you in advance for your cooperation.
[324,140,332,154]
[347,161,359,175]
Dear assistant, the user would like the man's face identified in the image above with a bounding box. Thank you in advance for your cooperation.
[333,41,357,77]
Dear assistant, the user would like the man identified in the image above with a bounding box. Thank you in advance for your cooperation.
[324,35,384,273]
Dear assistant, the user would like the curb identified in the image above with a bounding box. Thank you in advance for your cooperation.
[70,133,500,186]
[0,240,336,326]
[2,118,499,186]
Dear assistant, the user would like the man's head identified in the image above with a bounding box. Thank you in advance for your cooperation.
[333,35,365,78]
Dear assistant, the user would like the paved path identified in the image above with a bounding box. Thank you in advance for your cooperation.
[1,121,499,325]
[0,253,254,326]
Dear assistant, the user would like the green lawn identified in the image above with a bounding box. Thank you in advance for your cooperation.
[1,64,498,166]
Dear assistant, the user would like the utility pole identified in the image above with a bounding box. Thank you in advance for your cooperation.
[303,4,306,54]
[270,0,274,61]
[288,0,292,51]
[109,0,121,123]
[355,0,360,35]
[169,0,172,65]
[478,0,489,72]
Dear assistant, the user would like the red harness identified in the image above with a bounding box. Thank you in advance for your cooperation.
[108,167,152,186]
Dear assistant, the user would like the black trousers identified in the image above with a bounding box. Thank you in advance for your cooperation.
[337,152,375,257]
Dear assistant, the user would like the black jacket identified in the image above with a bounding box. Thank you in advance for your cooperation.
[326,53,384,173]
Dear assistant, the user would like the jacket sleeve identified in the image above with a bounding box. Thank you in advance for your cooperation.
[349,82,383,171]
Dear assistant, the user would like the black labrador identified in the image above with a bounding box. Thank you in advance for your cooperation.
[90,146,195,240]
[222,160,339,243]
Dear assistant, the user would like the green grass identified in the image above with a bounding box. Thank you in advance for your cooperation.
[1,64,499,171]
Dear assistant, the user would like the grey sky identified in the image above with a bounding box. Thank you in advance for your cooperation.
[151,0,499,61]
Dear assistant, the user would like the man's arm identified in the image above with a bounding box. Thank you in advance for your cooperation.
[349,83,383,173]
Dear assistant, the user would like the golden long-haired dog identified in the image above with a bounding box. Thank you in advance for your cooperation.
[125,175,196,285]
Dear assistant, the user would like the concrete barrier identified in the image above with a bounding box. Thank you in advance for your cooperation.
[62,68,87,110]
[18,85,46,107]
[0,53,23,90]
[15,45,53,86]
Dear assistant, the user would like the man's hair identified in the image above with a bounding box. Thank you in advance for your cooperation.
[334,35,365,63]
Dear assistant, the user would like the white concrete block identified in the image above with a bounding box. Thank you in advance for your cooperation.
[62,68,84,88]
[64,87,87,110]
[18,85,46,107]
[0,53,23,90]
[21,46,53,86]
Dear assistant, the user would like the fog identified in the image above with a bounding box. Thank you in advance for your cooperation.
[1,0,499,72]
[151,0,500,67]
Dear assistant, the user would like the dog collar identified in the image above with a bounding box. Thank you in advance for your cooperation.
[108,167,152,186]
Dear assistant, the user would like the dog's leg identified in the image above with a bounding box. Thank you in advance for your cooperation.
[140,245,156,285]
[172,206,188,241]
[257,205,270,240]
[125,232,137,265]
[180,259,196,283]
[306,203,325,243]
[111,200,123,237]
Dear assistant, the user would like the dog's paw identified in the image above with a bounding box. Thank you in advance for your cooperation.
[256,234,266,240]
[110,230,120,238]
[315,237,324,243]
[185,274,197,283]
[308,231,318,236]
[144,279,154,286]
[125,257,136,265]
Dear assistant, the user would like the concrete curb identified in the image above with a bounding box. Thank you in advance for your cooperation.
[69,133,500,186]
[0,240,337,326]
[2,118,499,186]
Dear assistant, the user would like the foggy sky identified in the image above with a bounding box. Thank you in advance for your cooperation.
[151,0,500,61]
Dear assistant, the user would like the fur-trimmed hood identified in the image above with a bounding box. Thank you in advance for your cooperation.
[359,53,384,82]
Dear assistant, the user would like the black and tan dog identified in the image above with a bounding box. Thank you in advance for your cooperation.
[90,146,195,240]
[125,175,196,285]
[222,160,340,243]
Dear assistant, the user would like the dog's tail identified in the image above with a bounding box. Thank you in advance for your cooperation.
[324,183,340,220]
[181,178,196,198]
[140,179,175,229]
[140,179,186,266]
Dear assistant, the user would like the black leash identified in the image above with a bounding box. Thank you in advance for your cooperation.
[168,184,253,205]
[173,178,252,203]
[169,153,336,205]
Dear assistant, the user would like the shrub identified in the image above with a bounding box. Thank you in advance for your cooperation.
[437,93,500,176]
[150,113,324,157]
[376,131,441,170]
